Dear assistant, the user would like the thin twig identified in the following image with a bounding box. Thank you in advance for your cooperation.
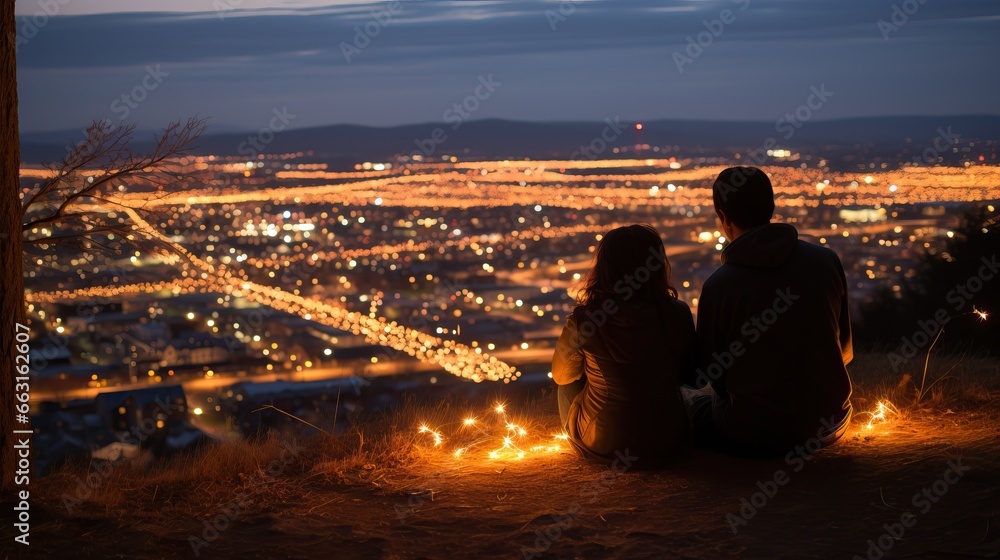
[332,386,342,435]
[916,311,985,403]
[252,404,330,437]
[917,325,947,403]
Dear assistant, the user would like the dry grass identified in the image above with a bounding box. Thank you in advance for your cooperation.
[310,394,563,485]
[33,353,999,512]
[849,351,999,415]
[17,353,999,559]
[31,393,562,517]
[37,432,322,520]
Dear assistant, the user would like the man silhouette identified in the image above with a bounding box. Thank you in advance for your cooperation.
[686,166,853,453]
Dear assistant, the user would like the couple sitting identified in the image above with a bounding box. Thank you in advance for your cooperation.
[552,166,853,467]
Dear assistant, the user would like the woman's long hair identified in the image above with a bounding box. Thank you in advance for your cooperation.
[577,224,678,308]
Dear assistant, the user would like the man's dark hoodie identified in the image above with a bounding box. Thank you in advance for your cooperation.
[694,223,853,448]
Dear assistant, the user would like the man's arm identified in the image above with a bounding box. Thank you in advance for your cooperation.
[552,313,584,385]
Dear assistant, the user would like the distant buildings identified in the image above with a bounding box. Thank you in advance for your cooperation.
[161,332,236,367]
[32,385,209,473]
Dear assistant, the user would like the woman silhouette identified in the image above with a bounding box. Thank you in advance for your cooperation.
[552,224,695,467]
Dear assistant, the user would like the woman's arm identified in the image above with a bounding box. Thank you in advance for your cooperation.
[551,313,584,385]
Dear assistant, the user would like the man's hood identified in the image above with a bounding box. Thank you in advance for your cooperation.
[721,223,798,268]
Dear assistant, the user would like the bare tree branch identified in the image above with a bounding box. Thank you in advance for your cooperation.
[20,117,207,257]
[22,210,109,232]
[23,225,128,246]
[21,120,138,211]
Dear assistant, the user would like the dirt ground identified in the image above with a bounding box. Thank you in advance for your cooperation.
[4,400,999,560]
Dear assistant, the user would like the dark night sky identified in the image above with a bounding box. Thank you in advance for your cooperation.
[14,0,1000,133]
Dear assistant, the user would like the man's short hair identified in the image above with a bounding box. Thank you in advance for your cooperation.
[712,166,775,229]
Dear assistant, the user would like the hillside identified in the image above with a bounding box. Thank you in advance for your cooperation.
[20,115,1000,163]
[4,353,1000,559]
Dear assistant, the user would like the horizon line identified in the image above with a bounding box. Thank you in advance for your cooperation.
[21,113,1000,137]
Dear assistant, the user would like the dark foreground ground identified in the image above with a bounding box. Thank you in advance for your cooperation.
[3,355,1000,559]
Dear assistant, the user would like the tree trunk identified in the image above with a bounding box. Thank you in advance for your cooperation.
[1,0,25,491]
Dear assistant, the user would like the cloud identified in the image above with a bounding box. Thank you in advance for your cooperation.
[15,0,1000,131]
[17,0,999,70]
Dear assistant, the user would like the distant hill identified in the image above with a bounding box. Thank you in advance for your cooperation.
[20,115,1000,164]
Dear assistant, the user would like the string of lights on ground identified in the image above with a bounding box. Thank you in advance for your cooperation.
[417,403,570,461]
[859,400,898,431]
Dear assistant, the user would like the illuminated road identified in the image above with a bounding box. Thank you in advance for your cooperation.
[30,347,559,405]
